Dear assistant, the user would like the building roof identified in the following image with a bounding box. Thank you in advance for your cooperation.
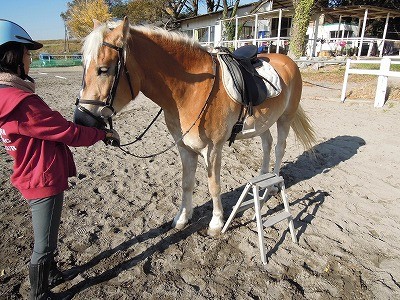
[178,2,258,22]
[272,0,293,10]
[178,3,400,23]
[320,5,400,19]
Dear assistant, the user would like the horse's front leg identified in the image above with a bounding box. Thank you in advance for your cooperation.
[172,145,198,230]
[205,146,224,236]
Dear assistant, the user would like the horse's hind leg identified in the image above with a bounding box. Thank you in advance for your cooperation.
[274,118,292,175]
[172,146,198,230]
[260,129,273,174]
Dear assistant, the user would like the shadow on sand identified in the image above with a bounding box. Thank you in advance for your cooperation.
[58,135,365,299]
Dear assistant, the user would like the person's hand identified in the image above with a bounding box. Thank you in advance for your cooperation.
[103,129,120,147]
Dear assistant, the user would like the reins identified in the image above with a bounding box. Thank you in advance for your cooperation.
[119,107,163,147]
[118,53,218,159]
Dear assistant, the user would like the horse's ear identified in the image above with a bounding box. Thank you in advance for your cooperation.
[93,19,102,29]
[122,16,130,42]
[114,16,130,46]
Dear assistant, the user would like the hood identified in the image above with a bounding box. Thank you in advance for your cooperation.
[0,85,32,125]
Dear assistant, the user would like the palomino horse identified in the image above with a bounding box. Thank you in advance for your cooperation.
[74,18,316,236]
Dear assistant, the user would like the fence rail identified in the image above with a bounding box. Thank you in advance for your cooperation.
[340,57,400,107]
[30,53,83,68]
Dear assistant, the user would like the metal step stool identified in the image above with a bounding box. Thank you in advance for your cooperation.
[222,173,297,264]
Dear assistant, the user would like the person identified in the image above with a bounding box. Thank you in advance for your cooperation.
[257,42,268,54]
[0,19,119,299]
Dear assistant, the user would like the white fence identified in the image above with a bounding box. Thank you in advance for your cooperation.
[341,57,400,107]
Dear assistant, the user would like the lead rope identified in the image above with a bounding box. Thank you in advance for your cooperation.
[119,107,163,147]
[117,54,217,159]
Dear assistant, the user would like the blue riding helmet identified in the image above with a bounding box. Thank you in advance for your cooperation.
[0,19,42,50]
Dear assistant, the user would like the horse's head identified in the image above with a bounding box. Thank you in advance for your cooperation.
[74,17,138,129]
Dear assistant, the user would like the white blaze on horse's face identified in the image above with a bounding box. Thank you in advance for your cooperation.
[85,46,122,107]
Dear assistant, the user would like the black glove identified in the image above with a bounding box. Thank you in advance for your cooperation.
[103,129,120,147]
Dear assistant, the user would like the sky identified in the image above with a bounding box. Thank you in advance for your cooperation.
[1,0,69,41]
[1,0,255,41]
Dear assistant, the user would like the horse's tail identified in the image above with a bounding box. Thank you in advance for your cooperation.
[291,104,317,151]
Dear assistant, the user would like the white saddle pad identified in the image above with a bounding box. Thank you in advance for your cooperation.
[217,53,282,104]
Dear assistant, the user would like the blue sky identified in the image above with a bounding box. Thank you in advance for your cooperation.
[1,0,68,40]
[1,0,255,41]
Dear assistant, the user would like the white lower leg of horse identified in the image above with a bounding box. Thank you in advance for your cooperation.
[206,152,224,236]
[173,147,198,229]
[260,129,273,174]
[274,121,291,175]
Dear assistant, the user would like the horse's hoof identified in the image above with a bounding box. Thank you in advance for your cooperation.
[207,227,222,237]
[172,216,188,230]
[172,221,187,230]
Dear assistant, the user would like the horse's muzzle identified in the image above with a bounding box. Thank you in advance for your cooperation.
[73,106,107,129]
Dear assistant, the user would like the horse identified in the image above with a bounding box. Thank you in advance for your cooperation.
[73,17,316,236]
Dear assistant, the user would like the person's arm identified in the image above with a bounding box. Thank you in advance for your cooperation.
[17,95,106,147]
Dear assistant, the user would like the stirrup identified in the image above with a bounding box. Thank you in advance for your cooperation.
[241,116,256,134]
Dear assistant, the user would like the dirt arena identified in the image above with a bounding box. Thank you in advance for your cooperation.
[0,65,399,299]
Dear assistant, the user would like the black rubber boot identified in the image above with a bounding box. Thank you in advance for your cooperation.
[29,260,54,300]
[48,258,65,288]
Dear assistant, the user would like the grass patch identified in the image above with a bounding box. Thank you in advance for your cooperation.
[30,39,82,59]
[347,61,400,72]
[29,39,83,68]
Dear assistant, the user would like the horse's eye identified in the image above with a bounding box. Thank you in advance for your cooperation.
[97,67,109,76]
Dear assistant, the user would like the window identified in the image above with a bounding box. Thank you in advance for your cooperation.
[182,30,193,39]
[239,26,254,39]
[330,30,354,39]
[271,18,292,37]
[196,27,209,43]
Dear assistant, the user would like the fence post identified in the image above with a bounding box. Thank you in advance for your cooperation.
[340,59,351,102]
[374,57,391,108]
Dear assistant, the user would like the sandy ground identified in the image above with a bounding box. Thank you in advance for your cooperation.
[0,65,400,300]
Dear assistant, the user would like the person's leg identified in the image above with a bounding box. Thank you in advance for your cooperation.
[28,192,64,299]
[29,192,63,264]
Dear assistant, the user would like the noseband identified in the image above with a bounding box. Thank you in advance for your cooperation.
[75,41,135,129]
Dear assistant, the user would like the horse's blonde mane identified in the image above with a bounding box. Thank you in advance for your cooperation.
[132,25,203,50]
[82,22,205,65]
[82,24,110,66]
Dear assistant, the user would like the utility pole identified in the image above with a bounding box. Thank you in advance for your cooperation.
[64,21,70,53]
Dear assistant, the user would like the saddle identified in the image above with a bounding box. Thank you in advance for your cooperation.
[216,45,281,110]
[215,45,282,145]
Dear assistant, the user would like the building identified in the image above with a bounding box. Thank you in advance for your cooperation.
[177,1,400,58]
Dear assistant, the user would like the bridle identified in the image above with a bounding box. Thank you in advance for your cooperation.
[75,40,218,159]
[75,41,135,130]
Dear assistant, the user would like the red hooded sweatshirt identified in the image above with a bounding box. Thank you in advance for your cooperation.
[0,86,106,200]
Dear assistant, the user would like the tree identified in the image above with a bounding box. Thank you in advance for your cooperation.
[103,0,232,29]
[288,0,314,58]
[62,0,112,39]
[117,0,195,28]
[106,0,128,19]
[124,0,168,25]
[220,1,273,44]
[205,0,219,12]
